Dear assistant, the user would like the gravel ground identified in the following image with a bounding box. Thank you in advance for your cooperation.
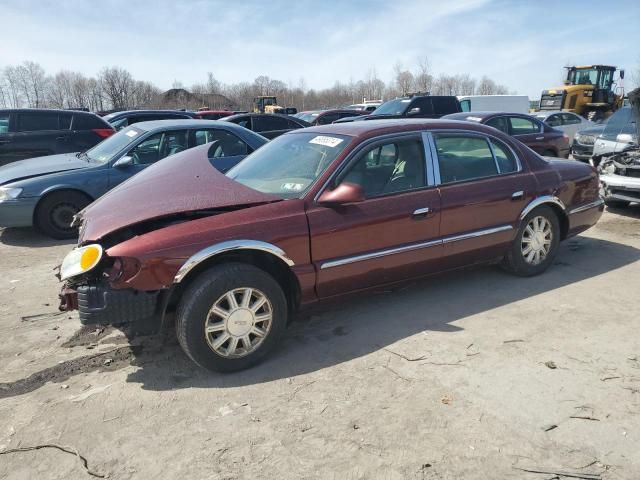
[0,208,639,480]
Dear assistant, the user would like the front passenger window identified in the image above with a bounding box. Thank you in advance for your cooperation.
[339,139,426,197]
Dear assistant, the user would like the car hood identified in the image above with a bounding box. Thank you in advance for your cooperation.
[78,143,281,242]
[0,152,88,185]
[577,125,605,136]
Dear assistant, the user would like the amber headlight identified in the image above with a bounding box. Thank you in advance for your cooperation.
[60,244,103,281]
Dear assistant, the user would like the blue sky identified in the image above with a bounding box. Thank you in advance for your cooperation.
[1,0,638,98]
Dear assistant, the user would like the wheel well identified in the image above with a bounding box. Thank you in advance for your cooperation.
[541,203,569,240]
[33,188,94,222]
[167,250,301,321]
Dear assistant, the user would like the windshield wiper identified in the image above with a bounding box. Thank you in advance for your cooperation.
[76,152,90,161]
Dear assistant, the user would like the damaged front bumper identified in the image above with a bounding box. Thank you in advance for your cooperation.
[59,281,163,328]
[599,173,640,203]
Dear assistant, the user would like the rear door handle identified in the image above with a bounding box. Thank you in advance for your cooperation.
[535,136,544,140]
[412,207,430,218]
[511,191,524,200]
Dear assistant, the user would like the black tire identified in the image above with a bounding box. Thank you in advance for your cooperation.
[34,191,91,239]
[176,262,288,373]
[604,199,630,209]
[502,206,561,277]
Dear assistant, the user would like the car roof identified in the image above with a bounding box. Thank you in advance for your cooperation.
[0,108,95,115]
[130,119,250,132]
[443,111,533,121]
[196,110,232,114]
[287,118,505,138]
[104,109,195,119]
[532,110,580,118]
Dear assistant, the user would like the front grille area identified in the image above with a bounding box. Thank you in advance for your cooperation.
[540,94,563,110]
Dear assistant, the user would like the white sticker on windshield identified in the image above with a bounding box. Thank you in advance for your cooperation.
[466,116,482,122]
[309,136,343,148]
[125,130,138,137]
[282,183,304,191]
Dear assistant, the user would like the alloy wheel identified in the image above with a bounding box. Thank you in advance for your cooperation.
[204,287,273,358]
[521,215,553,265]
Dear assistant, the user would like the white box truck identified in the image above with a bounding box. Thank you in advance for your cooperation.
[457,95,530,114]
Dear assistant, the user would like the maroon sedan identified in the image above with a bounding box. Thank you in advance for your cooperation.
[58,120,603,372]
[443,112,570,158]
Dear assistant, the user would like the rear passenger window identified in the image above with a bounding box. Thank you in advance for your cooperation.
[546,114,562,127]
[485,116,509,134]
[434,135,497,183]
[193,129,249,157]
[561,113,581,125]
[72,114,106,130]
[0,114,10,134]
[254,115,289,132]
[509,117,540,135]
[59,113,72,130]
[17,113,60,132]
[490,140,518,173]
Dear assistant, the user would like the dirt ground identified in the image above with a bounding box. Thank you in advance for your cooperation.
[0,208,639,480]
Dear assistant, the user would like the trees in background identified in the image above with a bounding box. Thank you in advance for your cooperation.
[0,58,514,112]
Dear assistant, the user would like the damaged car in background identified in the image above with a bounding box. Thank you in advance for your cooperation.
[57,120,603,373]
[598,88,640,208]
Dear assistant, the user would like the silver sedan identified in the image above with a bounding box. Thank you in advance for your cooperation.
[534,111,595,142]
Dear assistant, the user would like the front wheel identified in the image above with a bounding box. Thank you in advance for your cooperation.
[502,206,561,277]
[34,191,91,239]
[176,263,288,372]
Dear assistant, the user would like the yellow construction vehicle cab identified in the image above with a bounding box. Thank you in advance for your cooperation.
[540,65,625,121]
[253,96,285,114]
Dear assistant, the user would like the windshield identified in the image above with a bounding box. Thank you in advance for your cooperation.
[227,132,351,198]
[85,126,145,163]
[370,98,411,116]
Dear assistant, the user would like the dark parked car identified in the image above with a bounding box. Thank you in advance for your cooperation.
[571,125,605,162]
[0,109,114,167]
[0,120,267,238]
[443,112,570,158]
[222,113,309,139]
[58,119,603,372]
[295,109,365,125]
[194,110,234,120]
[103,110,196,130]
[335,95,461,123]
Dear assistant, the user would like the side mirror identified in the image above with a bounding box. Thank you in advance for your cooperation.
[113,155,134,168]
[317,182,365,206]
[407,108,421,116]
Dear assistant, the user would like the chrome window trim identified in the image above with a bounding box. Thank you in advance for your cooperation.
[320,224,513,270]
[568,198,604,215]
[428,129,523,186]
[486,137,502,174]
[424,131,441,185]
[420,132,435,185]
[519,195,566,220]
[313,131,434,204]
[174,240,294,283]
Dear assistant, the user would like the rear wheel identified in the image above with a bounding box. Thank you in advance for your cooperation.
[34,191,91,239]
[176,262,288,372]
[502,206,560,276]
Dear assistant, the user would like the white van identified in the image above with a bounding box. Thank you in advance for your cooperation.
[457,95,530,114]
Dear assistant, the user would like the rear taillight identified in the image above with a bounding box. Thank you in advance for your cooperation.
[92,128,115,138]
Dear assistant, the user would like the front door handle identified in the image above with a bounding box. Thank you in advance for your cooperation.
[56,136,69,141]
[535,136,544,140]
[412,207,430,218]
[511,191,524,200]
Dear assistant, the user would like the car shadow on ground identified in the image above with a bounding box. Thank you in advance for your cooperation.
[0,227,75,248]
[123,235,640,390]
[605,203,640,219]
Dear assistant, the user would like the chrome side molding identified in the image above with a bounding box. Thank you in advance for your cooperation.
[568,198,604,215]
[320,224,513,270]
[519,195,566,220]
[174,240,295,283]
